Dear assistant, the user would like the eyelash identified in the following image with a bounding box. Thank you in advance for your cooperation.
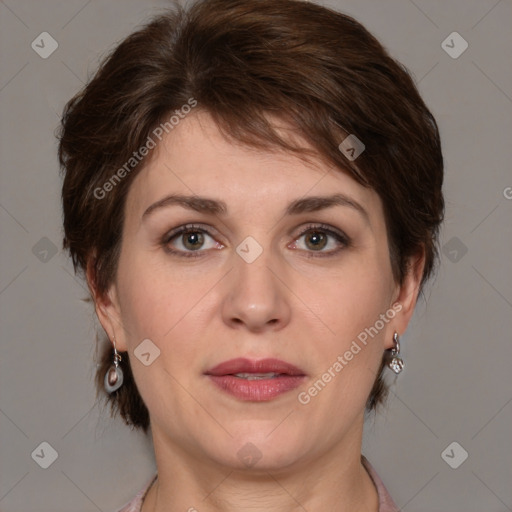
[161,223,351,259]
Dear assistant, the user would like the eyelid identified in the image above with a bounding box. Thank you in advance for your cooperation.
[162,222,220,243]
[293,222,349,242]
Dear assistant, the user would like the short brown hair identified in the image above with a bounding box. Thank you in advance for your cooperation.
[58,0,444,432]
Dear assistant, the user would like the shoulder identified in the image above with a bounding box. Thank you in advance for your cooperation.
[115,474,157,512]
[361,456,401,512]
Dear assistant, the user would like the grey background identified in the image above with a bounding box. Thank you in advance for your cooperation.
[0,0,511,511]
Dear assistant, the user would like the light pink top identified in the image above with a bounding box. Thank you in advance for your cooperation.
[116,456,400,511]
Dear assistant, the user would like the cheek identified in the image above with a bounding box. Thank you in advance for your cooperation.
[300,254,394,342]
[116,248,208,339]
[292,248,395,407]
[114,256,210,420]
[114,252,222,399]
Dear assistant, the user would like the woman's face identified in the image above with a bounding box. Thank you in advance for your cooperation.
[97,111,420,471]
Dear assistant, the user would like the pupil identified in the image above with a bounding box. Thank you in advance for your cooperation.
[306,231,327,250]
[184,232,203,250]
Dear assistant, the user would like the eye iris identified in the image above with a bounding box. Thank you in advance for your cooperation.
[305,231,327,250]
[183,231,204,250]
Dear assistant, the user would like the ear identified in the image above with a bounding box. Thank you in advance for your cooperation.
[86,256,128,352]
[387,247,426,349]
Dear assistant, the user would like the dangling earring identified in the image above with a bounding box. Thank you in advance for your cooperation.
[386,332,404,374]
[104,337,124,393]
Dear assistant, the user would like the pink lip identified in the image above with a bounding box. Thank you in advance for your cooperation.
[205,357,306,376]
[204,358,306,401]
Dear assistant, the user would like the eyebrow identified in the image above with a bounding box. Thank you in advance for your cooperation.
[142,193,369,224]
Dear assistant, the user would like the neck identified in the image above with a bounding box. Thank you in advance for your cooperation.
[142,418,378,512]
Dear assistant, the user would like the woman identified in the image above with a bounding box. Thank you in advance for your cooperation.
[58,0,444,510]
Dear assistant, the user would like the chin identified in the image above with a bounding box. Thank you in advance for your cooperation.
[211,427,308,472]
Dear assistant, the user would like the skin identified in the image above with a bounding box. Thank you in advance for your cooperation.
[90,111,424,512]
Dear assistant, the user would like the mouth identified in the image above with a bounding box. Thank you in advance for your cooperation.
[205,357,306,377]
[204,358,306,401]
[228,372,286,380]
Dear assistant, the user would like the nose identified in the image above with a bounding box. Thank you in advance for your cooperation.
[221,247,291,333]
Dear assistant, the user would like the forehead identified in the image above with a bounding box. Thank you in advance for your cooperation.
[125,111,381,220]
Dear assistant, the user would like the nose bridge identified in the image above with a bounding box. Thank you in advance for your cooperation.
[221,237,291,331]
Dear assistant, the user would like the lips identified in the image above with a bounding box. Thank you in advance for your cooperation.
[205,357,306,377]
[204,358,306,401]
